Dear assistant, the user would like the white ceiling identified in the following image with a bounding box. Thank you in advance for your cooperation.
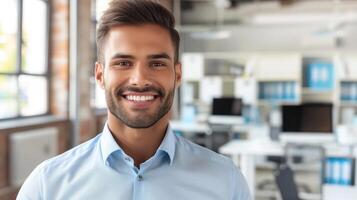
[180,0,357,26]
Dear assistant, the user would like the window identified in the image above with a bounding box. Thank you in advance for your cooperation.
[0,0,49,119]
[91,0,109,109]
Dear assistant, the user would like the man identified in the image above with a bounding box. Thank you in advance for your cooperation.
[17,0,250,199]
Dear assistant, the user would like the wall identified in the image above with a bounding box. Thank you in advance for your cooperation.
[77,0,98,143]
[0,0,71,199]
[0,118,71,200]
[51,0,69,117]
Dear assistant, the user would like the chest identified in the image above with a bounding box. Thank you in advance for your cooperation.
[46,166,230,200]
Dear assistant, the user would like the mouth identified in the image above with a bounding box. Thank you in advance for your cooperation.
[123,94,158,102]
[120,92,161,109]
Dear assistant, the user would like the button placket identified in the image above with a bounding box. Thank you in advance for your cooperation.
[137,175,143,181]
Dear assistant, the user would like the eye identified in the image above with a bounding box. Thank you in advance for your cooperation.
[150,62,166,68]
[112,60,133,68]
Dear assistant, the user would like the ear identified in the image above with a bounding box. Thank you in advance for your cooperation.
[174,62,182,87]
[95,62,105,89]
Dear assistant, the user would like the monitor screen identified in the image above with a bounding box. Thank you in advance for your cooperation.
[282,103,333,133]
[212,97,242,116]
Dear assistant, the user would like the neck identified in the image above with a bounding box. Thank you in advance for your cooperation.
[107,112,170,167]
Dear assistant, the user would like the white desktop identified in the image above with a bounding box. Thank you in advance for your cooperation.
[208,97,245,125]
[279,133,335,144]
[279,103,336,144]
[208,115,245,125]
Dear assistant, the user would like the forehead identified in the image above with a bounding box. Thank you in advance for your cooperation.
[104,24,175,60]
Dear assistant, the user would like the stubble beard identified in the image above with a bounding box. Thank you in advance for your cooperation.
[105,84,175,129]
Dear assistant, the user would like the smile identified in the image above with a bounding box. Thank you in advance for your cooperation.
[125,95,155,102]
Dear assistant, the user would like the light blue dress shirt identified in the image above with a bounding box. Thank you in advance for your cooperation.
[17,124,251,200]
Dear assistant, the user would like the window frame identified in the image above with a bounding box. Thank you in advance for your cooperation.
[0,0,51,121]
[91,0,107,110]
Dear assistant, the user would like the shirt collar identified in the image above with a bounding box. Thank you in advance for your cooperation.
[157,125,176,165]
[100,123,176,165]
[100,123,123,164]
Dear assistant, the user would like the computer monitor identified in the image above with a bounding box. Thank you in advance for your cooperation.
[280,103,335,144]
[208,97,244,125]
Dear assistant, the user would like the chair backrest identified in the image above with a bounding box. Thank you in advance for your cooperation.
[275,164,300,200]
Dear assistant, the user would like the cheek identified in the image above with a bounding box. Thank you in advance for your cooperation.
[106,72,126,86]
[162,79,176,94]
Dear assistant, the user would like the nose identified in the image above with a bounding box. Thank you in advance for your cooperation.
[128,65,152,87]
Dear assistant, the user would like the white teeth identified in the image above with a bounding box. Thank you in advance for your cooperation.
[126,95,154,102]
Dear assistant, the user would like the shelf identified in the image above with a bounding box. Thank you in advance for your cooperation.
[257,78,300,82]
[302,88,334,94]
[258,81,300,104]
[301,88,336,103]
[203,75,237,80]
[339,102,357,107]
[258,100,300,106]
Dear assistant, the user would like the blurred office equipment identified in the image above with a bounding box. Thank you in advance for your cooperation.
[10,128,58,186]
[177,1,357,200]
[219,139,357,200]
[259,81,298,102]
[208,97,245,151]
[280,103,335,144]
[234,78,257,105]
[199,77,223,104]
[209,97,244,125]
[275,144,325,200]
[254,53,302,105]
[204,58,244,76]
[324,156,355,186]
[336,125,357,146]
[275,165,300,200]
[181,53,204,81]
[304,58,335,91]
[341,82,357,102]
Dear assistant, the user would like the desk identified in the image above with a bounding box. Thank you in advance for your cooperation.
[170,120,254,149]
[219,140,283,197]
[169,120,253,134]
[169,121,210,133]
[219,140,357,200]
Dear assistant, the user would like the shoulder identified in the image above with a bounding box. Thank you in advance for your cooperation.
[174,135,251,199]
[38,133,102,174]
[174,134,234,169]
[17,134,103,199]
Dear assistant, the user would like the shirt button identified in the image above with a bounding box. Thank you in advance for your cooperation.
[137,175,143,181]
[124,157,130,162]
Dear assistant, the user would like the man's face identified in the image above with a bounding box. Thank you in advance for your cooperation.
[95,24,181,128]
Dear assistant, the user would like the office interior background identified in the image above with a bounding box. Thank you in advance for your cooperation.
[1,0,357,199]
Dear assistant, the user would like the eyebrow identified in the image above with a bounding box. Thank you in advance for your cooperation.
[147,53,172,61]
[110,53,134,60]
[109,53,172,61]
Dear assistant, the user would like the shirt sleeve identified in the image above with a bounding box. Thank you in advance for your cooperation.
[231,162,251,200]
[16,164,44,200]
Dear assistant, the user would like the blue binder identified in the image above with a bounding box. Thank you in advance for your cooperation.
[307,62,334,90]
[324,157,355,186]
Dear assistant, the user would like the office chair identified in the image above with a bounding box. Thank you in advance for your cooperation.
[274,164,300,200]
[257,155,305,198]
[257,126,305,195]
[274,144,325,200]
[209,123,232,152]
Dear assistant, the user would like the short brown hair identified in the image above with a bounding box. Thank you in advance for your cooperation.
[96,0,180,63]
